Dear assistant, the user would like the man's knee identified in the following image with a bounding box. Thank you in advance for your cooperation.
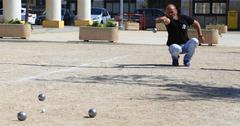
[169,44,182,55]
[190,38,199,46]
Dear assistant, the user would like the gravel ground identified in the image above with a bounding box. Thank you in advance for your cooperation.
[0,42,239,126]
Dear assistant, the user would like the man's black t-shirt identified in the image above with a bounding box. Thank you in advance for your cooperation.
[165,15,194,46]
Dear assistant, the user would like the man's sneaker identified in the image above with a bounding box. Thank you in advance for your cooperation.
[184,60,191,67]
[172,59,179,66]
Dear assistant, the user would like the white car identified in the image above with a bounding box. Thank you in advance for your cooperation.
[91,7,111,24]
[21,8,37,24]
[0,8,36,24]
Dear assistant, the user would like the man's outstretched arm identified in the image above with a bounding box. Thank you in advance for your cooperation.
[192,20,205,43]
[155,16,171,25]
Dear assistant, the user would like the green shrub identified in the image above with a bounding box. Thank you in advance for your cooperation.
[90,20,117,27]
[7,18,22,24]
[105,20,117,27]
[91,21,99,27]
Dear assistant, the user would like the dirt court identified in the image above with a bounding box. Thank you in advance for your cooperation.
[0,42,239,126]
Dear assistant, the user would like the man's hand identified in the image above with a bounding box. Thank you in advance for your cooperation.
[155,16,170,25]
[198,35,205,43]
[192,20,205,43]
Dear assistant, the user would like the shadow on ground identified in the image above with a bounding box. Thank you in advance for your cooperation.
[152,82,240,102]
[35,73,240,102]
[2,62,240,72]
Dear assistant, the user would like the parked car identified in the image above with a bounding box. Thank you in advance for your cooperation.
[91,7,111,24]
[21,8,37,24]
[0,8,37,24]
[133,8,166,29]
[35,9,75,25]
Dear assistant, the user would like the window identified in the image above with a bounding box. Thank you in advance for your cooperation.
[193,0,228,15]
[104,0,136,16]
[91,8,102,15]
[212,2,227,14]
[144,10,152,17]
[113,3,120,14]
[194,2,210,14]
[103,10,109,16]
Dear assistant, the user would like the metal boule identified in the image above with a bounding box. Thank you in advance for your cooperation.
[17,111,27,121]
[152,28,157,33]
[38,93,46,101]
[88,108,97,118]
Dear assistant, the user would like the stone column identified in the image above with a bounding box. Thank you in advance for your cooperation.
[43,0,64,28]
[75,0,92,26]
[3,0,21,22]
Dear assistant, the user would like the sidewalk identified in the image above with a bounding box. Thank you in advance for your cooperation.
[29,25,168,45]
[0,25,240,47]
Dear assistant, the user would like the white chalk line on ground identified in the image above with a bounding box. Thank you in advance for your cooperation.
[1,55,129,84]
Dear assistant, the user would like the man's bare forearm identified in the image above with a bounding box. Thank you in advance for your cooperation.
[192,20,203,37]
[156,16,170,25]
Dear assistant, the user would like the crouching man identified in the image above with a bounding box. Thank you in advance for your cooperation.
[156,4,205,67]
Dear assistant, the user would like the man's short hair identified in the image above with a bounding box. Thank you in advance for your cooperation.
[166,4,177,11]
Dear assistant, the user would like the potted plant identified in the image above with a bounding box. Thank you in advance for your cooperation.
[0,19,31,39]
[206,24,228,35]
[188,29,219,46]
[79,20,119,42]
[124,21,140,30]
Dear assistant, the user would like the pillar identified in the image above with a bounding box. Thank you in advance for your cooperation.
[75,0,92,26]
[43,0,64,28]
[3,0,21,22]
[119,0,124,29]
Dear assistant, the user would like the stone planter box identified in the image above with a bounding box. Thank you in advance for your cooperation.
[124,21,139,30]
[0,24,31,39]
[188,29,219,46]
[156,23,167,31]
[206,24,228,35]
[79,26,119,42]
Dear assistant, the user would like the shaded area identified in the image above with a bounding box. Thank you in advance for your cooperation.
[151,83,240,102]
[35,74,173,87]
[83,116,91,118]
[200,68,240,72]
[1,62,240,73]
[35,74,240,102]
[116,64,175,68]
[0,62,78,68]
[224,51,240,54]
[0,62,176,69]
[0,62,175,69]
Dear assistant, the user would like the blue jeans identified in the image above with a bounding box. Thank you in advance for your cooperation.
[168,38,199,62]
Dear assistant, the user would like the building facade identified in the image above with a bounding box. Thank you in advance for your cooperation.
[147,0,239,29]
[0,0,239,29]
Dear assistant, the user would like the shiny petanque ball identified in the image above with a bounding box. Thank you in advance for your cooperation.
[152,28,157,33]
[88,108,97,118]
[17,112,27,121]
[40,108,46,113]
[38,93,46,101]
